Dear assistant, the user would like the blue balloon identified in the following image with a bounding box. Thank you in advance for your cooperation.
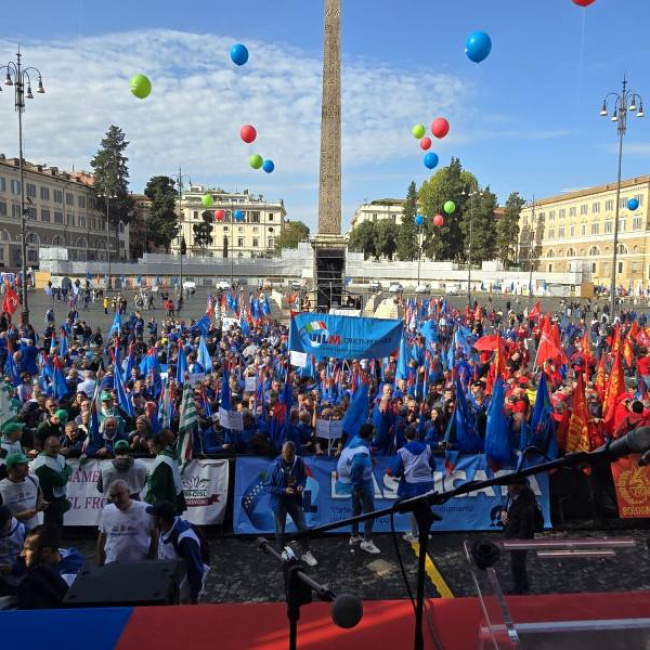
[466,31,492,64]
[415,215,425,226]
[263,159,275,174]
[234,210,244,222]
[230,43,249,66]
[627,198,639,211]
[423,152,439,170]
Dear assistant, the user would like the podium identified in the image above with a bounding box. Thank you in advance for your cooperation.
[463,538,650,649]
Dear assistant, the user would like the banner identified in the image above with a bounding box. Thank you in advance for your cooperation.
[234,454,551,535]
[611,454,650,518]
[62,459,229,527]
[289,313,403,361]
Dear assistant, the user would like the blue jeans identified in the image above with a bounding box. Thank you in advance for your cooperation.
[273,499,309,552]
[351,488,375,539]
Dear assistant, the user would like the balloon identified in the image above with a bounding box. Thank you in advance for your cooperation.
[444,201,456,214]
[230,43,249,66]
[423,152,439,170]
[215,209,225,222]
[130,74,151,100]
[465,31,492,64]
[431,118,450,139]
[412,124,426,139]
[201,194,214,208]
[627,198,639,211]
[249,154,264,170]
[415,215,424,227]
[420,137,432,151]
[433,214,444,227]
[240,125,257,144]
[234,210,244,222]
[572,0,596,6]
[263,159,275,173]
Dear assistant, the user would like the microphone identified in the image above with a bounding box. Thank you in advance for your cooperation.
[601,427,650,461]
[330,593,364,629]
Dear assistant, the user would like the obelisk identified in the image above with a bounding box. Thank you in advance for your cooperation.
[313,0,346,310]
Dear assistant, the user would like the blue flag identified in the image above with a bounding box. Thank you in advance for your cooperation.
[193,314,211,336]
[342,383,369,440]
[109,311,122,336]
[198,336,212,373]
[114,363,134,417]
[52,359,69,400]
[176,344,189,385]
[395,334,410,380]
[445,377,483,454]
[484,378,513,469]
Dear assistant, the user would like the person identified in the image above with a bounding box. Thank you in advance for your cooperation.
[387,426,436,543]
[337,423,380,555]
[16,524,69,609]
[501,476,537,595]
[0,422,25,460]
[96,479,157,566]
[265,441,317,567]
[31,436,72,528]
[0,504,25,596]
[147,500,209,604]
[35,409,67,450]
[145,430,187,514]
[97,440,148,500]
[0,453,46,531]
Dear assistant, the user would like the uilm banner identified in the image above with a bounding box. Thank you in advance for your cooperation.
[611,454,650,518]
[63,458,229,526]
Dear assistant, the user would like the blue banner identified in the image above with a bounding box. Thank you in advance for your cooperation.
[234,455,551,535]
[289,313,403,361]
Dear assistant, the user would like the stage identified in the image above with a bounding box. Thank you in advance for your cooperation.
[4,591,650,649]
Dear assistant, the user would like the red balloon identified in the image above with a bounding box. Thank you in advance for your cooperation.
[215,209,225,222]
[572,0,595,6]
[431,118,450,139]
[240,124,257,144]
[433,214,444,227]
[420,137,432,151]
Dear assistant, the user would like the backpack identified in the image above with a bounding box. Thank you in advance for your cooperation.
[174,523,211,567]
[534,503,545,533]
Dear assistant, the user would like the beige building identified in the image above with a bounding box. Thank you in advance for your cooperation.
[0,154,130,267]
[349,199,404,231]
[172,186,286,258]
[518,175,650,290]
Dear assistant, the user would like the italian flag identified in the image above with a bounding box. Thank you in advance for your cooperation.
[177,383,197,464]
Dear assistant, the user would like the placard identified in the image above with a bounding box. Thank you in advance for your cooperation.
[219,407,244,431]
[315,419,343,440]
[245,376,258,392]
[290,350,308,368]
[190,372,206,387]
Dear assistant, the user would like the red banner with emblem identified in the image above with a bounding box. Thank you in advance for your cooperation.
[611,455,650,518]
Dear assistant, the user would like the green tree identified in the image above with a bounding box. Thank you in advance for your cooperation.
[143,175,179,252]
[193,221,213,251]
[397,181,418,261]
[497,192,524,267]
[375,219,399,261]
[90,125,135,259]
[348,221,378,260]
[460,186,498,264]
[274,220,310,251]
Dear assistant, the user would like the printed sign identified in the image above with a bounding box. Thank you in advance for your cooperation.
[245,376,258,392]
[290,350,308,368]
[611,455,650,518]
[219,408,244,431]
[315,419,343,440]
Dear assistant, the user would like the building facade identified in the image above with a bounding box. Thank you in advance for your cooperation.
[171,186,286,258]
[518,175,650,290]
[349,200,405,232]
[0,155,130,267]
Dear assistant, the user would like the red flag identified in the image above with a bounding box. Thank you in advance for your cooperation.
[611,325,622,355]
[566,375,591,454]
[623,322,638,368]
[528,301,541,319]
[603,351,625,434]
[2,286,20,315]
[206,294,214,319]
[535,332,562,367]
[594,352,607,401]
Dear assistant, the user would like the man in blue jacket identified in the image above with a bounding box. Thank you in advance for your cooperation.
[265,441,317,567]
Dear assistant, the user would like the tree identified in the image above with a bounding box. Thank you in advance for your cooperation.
[193,222,213,251]
[274,220,310,251]
[348,221,377,260]
[143,175,179,252]
[460,186,498,264]
[497,192,524,268]
[397,181,418,261]
[91,125,135,260]
[375,220,399,261]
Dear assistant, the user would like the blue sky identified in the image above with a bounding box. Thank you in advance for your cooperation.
[1,0,649,232]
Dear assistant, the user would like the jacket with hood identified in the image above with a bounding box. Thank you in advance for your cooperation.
[388,441,435,498]
[337,436,373,494]
[97,456,148,498]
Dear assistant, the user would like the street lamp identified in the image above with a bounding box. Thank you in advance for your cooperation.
[174,167,191,307]
[527,196,537,308]
[600,76,644,316]
[0,46,46,326]
[464,188,482,307]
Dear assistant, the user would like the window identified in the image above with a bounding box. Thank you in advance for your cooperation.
[591,223,599,235]
[548,264,553,272]
[372,214,378,222]
[538,212,545,220]
[38,186,49,201]
[549,228,555,239]
[89,197,97,210]
[632,261,638,273]
[78,216,86,228]
[558,226,565,238]
[252,238,259,247]
[77,195,86,208]
[54,190,63,203]
[636,194,645,206]
[253,227,259,233]
[119,240,125,248]
[580,223,586,236]
[268,227,274,233]
[620,197,628,209]
[66,193,74,206]
[634,217,643,231]
[238,226,244,232]
[90,218,96,230]
[592,202,600,213]
[251,211,260,223]
[570,225,575,237]
[12,205,20,218]
[268,213,274,221]
[605,220,613,234]
[0,177,5,193]
[559,208,565,219]
[268,237,274,248]
[617,244,628,254]
[605,199,614,211]
[27,250,38,262]
[193,210,199,220]
[589,246,599,256]
[26,183,36,198]
[224,226,229,232]
[549,210,555,220]
[41,208,50,222]
[237,238,244,247]
[0,202,5,216]
[10,180,20,195]
[580,204,588,215]
[68,214,75,227]
[523,216,528,227]
[618,218,626,232]
[54,211,63,224]
[26,233,38,245]
[27,207,37,220]
[618,261,623,273]
[569,207,576,217]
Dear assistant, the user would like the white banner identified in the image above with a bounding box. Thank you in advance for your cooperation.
[62,458,229,527]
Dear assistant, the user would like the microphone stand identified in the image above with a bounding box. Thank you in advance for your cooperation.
[290,446,611,650]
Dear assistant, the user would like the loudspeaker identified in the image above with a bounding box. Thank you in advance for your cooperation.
[64,560,184,607]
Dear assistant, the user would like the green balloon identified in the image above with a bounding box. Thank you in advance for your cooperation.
[249,154,264,170]
[130,74,152,100]
[444,200,456,214]
[412,124,426,139]
[202,194,214,208]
